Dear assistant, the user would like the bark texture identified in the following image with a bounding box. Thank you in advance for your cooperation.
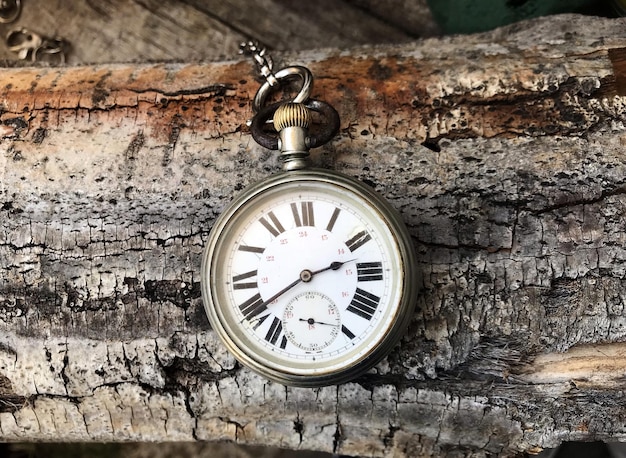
[2,14,626,457]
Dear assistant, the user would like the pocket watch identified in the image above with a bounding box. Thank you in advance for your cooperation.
[200,43,418,387]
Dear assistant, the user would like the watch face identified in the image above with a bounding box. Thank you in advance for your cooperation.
[201,169,416,386]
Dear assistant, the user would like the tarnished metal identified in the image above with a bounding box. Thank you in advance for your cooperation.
[7,28,69,63]
[6,28,42,60]
[273,103,311,170]
[250,99,340,153]
[200,170,418,387]
[252,65,313,114]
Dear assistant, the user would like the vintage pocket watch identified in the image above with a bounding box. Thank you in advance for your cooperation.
[201,43,418,387]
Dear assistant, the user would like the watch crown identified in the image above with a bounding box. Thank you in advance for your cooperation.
[273,103,311,131]
[273,103,311,171]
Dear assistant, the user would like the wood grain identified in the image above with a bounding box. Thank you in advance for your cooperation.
[1,13,626,457]
[0,0,425,64]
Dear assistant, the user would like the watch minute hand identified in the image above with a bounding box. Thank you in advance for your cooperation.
[260,277,302,308]
[258,259,356,309]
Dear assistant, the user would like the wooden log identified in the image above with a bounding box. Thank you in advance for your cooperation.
[2,13,626,456]
[0,0,421,64]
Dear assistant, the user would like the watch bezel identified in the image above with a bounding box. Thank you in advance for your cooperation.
[201,169,418,387]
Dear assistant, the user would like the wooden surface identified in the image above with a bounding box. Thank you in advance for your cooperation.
[2,12,626,457]
[0,0,438,64]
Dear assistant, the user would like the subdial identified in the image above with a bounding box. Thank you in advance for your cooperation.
[282,291,341,352]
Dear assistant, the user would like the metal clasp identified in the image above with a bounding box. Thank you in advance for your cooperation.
[7,28,69,63]
[241,40,340,155]
[35,37,69,64]
[250,99,340,153]
[239,41,313,113]
[252,65,313,114]
[7,28,41,60]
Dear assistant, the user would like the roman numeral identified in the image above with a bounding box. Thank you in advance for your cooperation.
[347,288,380,320]
[326,207,341,232]
[265,317,287,349]
[341,325,356,340]
[239,245,264,254]
[252,313,270,330]
[259,211,285,237]
[356,262,383,282]
[291,202,315,227]
[345,230,371,252]
[239,293,267,321]
[232,270,258,290]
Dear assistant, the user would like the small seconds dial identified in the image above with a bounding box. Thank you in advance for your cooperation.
[283,291,341,351]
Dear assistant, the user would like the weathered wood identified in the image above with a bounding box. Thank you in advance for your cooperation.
[0,0,422,64]
[346,0,441,37]
[2,13,626,457]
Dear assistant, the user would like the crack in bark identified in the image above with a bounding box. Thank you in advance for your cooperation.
[412,73,617,144]
[1,334,623,454]
[382,422,401,448]
[127,84,234,98]
[417,240,512,254]
[333,386,343,454]
[293,411,304,445]
[0,373,26,414]
[531,185,626,215]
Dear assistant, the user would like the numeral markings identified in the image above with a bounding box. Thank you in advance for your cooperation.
[239,293,267,321]
[345,230,371,252]
[341,325,356,340]
[326,207,341,232]
[232,270,258,290]
[347,288,380,320]
[252,313,270,330]
[356,262,383,282]
[291,201,315,227]
[259,211,285,237]
[239,245,264,254]
[265,317,288,349]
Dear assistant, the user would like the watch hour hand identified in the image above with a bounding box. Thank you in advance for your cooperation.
[309,258,356,276]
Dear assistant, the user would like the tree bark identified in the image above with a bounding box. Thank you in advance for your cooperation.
[2,14,626,457]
